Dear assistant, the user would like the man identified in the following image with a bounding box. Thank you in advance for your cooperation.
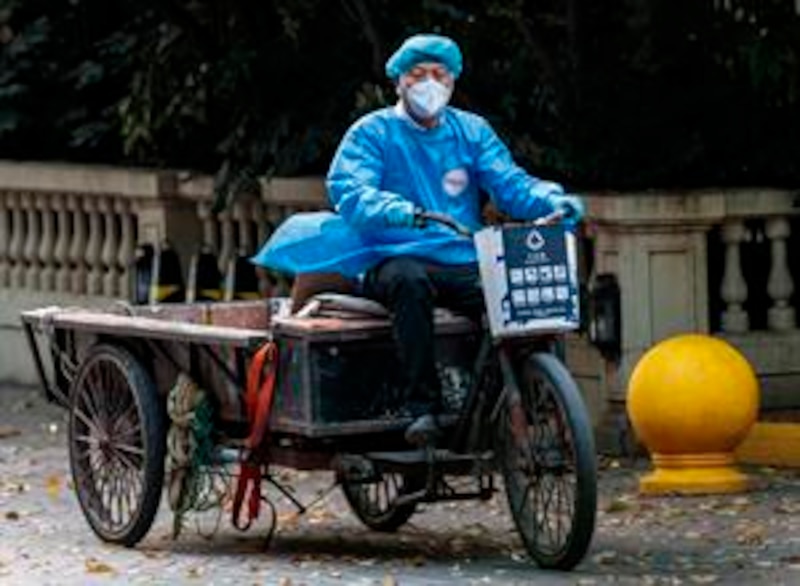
[326,33,584,445]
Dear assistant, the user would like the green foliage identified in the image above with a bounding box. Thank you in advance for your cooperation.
[1,0,799,198]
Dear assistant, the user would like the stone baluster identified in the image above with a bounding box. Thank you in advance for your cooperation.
[233,200,253,255]
[253,200,268,247]
[218,208,234,274]
[197,201,218,252]
[69,195,88,295]
[765,216,795,331]
[83,197,103,295]
[116,199,136,297]
[37,194,57,292]
[720,220,749,333]
[84,196,104,295]
[0,192,10,288]
[265,203,284,239]
[22,192,41,290]
[8,193,25,289]
[53,194,72,293]
[100,197,119,297]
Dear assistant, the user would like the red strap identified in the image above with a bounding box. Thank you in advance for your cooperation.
[232,462,261,531]
[232,341,278,530]
[245,341,278,450]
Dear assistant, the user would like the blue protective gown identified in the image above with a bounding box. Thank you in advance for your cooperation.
[253,104,563,277]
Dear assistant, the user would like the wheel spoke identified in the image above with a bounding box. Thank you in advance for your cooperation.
[74,433,101,446]
[111,443,145,457]
[73,406,104,438]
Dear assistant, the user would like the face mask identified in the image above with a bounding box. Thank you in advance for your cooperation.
[404,78,452,120]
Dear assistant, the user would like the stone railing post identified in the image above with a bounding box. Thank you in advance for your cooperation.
[765,216,795,331]
[8,193,25,289]
[53,194,71,293]
[22,192,41,290]
[84,196,104,295]
[116,198,136,298]
[0,192,10,288]
[37,193,56,292]
[720,220,750,333]
[68,194,88,295]
[100,197,119,297]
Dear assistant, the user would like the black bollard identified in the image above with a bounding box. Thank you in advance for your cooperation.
[224,250,262,301]
[187,244,223,302]
[129,243,155,305]
[149,240,186,304]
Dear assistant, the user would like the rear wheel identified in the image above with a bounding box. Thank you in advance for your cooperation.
[340,466,424,532]
[68,344,166,546]
[496,352,597,570]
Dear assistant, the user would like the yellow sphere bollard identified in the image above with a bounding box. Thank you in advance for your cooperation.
[627,334,759,495]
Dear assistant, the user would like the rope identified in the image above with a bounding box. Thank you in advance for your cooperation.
[166,373,221,538]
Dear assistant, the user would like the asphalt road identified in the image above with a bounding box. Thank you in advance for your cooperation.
[1,384,799,586]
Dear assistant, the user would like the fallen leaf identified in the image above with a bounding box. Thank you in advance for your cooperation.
[0,426,21,439]
[689,573,719,583]
[278,512,300,529]
[382,574,397,586]
[4,511,19,521]
[605,498,634,513]
[85,558,115,574]
[45,475,61,500]
[592,550,618,565]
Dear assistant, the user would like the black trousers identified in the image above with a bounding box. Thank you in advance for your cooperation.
[363,256,484,417]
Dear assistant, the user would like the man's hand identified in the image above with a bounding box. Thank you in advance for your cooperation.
[549,194,585,225]
[384,200,416,227]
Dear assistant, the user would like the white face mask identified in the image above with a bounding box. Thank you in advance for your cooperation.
[404,78,452,120]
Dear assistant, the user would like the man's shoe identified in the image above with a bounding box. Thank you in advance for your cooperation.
[404,414,442,447]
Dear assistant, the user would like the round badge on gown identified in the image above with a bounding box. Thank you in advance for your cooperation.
[442,167,469,196]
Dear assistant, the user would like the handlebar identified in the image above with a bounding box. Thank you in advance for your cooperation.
[414,208,566,237]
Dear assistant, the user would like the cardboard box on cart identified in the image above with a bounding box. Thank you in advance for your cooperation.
[474,224,580,338]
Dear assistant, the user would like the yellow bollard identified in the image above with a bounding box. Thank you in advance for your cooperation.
[627,334,759,495]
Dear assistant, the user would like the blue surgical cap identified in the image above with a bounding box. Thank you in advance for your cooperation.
[385,34,463,80]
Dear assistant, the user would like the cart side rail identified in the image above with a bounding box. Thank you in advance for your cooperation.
[21,307,272,348]
[21,306,272,407]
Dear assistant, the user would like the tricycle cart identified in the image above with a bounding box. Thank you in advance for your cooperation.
[21,218,598,571]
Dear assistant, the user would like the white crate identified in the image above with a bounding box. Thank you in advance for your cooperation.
[475,224,580,338]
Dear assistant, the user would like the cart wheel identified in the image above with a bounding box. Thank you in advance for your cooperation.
[340,468,424,533]
[496,352,597,570]
[68,344,166,547]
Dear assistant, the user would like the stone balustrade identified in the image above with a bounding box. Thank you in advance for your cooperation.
[174,174,327,284]
[0,163,159,299]
[0,163,329,306]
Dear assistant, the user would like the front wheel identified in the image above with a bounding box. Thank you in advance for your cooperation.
[496,351,597,570]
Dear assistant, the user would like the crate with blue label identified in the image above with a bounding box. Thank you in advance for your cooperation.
[474,224,580,338]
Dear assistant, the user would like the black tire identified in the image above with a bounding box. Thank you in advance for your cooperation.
[496,352,597,570]
[68,343,166,546]
[340,469,424,533]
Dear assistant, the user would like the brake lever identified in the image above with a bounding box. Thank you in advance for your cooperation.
[532,209,566,227]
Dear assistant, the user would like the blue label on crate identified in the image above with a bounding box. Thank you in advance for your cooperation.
[501,225,577,325]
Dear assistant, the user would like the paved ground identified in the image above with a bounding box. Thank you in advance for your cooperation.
[1,384,800,585]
